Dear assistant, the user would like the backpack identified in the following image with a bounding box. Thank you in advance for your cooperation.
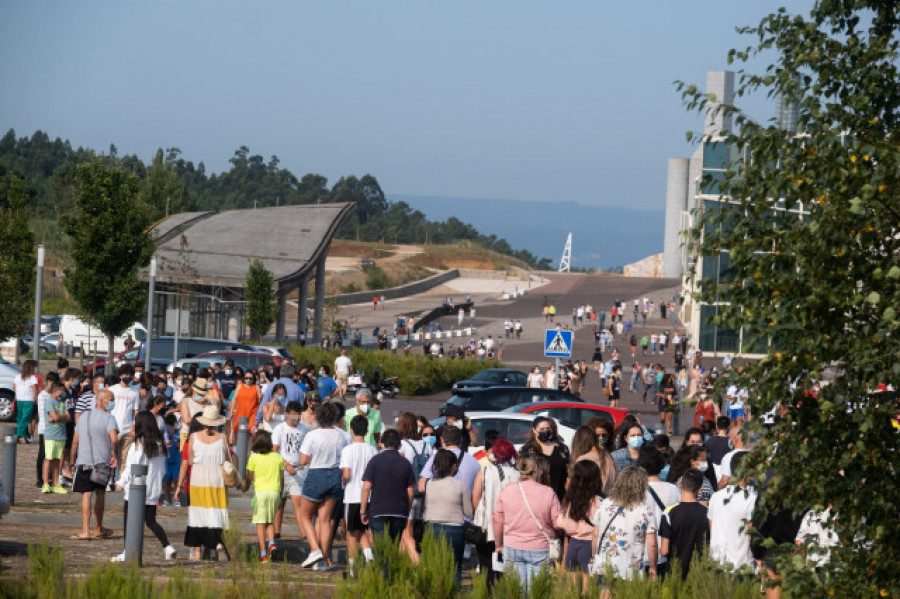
[405,440,430,497]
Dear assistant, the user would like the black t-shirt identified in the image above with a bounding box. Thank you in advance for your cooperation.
[705,436,731,466]
[522,442,569,501]
[659,501,709,579]
[362,450,415,518]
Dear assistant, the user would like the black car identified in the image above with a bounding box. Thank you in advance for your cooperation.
[451,368,527,392]
[439,386,582,416]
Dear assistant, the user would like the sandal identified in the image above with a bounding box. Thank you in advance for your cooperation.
[69,534,92,541]
[92,528,114,538]
[189,551,202,562]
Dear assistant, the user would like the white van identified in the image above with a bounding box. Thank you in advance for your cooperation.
[57,314,147,357]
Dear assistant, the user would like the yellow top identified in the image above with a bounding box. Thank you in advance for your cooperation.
[247,451,284,493]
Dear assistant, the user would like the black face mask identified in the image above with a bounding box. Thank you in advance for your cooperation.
[538,430,554,443]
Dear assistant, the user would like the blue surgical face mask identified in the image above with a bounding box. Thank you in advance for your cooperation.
[659,464,671,480]
[628,436,644,449]
[107,401,116,412]
[423,435,437,447]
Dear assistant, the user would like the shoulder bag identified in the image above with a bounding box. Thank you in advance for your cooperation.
[519,482,562,560]
[466,464,506,545]
[86,410,113,486]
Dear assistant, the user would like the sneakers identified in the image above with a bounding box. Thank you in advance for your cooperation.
[110,552,126,562]
[161,500,172,507]
[268,543,276,560]
[174,501,182,507]
[301,550,324,568]
[259,555,270,563]
[312,561,329,571]
[42,484,52,494]
[164,546,177,560]
[51,485,68,494]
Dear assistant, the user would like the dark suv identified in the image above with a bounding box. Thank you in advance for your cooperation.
[439,386,582,416]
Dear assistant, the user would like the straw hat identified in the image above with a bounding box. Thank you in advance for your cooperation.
[192,378,211,396]
[197,404,226,427]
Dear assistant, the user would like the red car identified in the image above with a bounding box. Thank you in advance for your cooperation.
[503,401,628,428]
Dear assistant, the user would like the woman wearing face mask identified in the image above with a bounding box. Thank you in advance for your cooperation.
[300,395,319,429]
[180,378,211,448]
[585,417,616,454]
[260,383,287,433]
[518,416,570,501]
[229,371,260,440]
[570,426,617,497]
[526,366,543,388]
[672,445,715,504]
[611,424,645,472]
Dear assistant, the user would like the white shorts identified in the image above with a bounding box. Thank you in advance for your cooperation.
[282,468,307,498]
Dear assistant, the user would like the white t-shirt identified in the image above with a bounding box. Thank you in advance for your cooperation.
[111,384,139,435]
[36,390,49,435]
[334,355,352,375]
[796,509,839,568]
[13,374,38,402]
[718,449,747,480]
[339,442,378,503]
[299,427,350,469]
[645,480,681,564]
[399,438,431,464]
[272,421,308,467]
[708,485,757,569]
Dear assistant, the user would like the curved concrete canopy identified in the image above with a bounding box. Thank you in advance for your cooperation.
[150,203,355,291]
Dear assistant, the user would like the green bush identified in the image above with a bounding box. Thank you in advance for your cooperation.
[287,344,501,395]
[364,267,390,290]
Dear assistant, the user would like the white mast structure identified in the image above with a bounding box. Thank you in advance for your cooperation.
[557,233,572,272]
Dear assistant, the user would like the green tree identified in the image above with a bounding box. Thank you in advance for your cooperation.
[245,259,278,341]
[0,169,35,342]
[140,148,187,221]
[681,2,900,597]
[60,160,154,360]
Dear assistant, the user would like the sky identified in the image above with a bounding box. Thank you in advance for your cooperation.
[1,1,797,212]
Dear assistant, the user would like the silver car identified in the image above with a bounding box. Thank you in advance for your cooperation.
[0,356,19,422]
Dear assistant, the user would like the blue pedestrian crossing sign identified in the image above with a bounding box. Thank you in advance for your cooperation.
[544,329,573,358]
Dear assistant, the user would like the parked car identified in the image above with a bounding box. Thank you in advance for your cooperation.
[504,401,629,428]
[192,350,282,371]
[58,314,146,356]
[83,348,142,377]
[430,412,577,453]
[168,358,216,373]
[439,386,582,416]
[252,345,294,360]
[20,333,59,355]
[0,357,20,422]
[138,337,255,365]
[451,368,527,392]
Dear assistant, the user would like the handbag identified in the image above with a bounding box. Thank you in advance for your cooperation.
[86,410,112,486]
[519,482,562,560]
[221,443,240,488]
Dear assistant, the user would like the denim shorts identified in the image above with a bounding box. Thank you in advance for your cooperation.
[301,467,342,502]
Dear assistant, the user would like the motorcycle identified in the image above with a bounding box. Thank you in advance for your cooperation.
[347,371,366,395]
[368,367,399,399]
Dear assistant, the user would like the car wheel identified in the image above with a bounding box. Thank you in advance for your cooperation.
[0,392,14,422]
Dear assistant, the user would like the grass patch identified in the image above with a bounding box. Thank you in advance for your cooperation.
[330,239,396,258]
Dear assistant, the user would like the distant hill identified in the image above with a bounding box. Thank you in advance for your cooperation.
[390,195,665,270]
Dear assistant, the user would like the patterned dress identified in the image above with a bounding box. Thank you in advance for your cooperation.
[185,435,230,549]
[592,498,656,580]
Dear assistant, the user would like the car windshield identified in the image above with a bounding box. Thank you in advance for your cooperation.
[470,370,501,382]
[446,395,468,407]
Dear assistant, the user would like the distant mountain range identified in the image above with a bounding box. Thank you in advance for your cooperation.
[390,195,665,270]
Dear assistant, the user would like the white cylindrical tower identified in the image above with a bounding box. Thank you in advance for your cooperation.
[663,158,690,278]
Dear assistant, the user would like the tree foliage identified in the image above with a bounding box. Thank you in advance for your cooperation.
[681,2,900,597]
[0,168,36,341]
[0,130,550,268]
[245,259,278,341]
[60,160,154,340]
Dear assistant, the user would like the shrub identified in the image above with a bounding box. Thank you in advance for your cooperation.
[287,344,501,395]
[364,267,390,290]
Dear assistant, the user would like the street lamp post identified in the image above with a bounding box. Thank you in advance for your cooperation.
[33,245,44,363]
[145,258,156,372]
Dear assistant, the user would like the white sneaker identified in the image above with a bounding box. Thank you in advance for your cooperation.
[301,550,324,568]
[164,546,177,560]
[110,552,126,562]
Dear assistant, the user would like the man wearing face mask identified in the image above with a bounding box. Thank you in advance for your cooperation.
[216,360,238,403]
[129,364,144,394]
[435,405,477,452]
[343,388,381,447]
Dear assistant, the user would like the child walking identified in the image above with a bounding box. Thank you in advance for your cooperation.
[113,411,177,561]
[243,430,285,562]
[161,413,182,506]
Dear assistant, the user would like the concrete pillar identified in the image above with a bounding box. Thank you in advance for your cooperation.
[313,255,326,345]
[275,287,287,343]
[297,277,308,341]
[663,158,690,278]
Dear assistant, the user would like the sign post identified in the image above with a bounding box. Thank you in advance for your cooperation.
[544,329,573,383]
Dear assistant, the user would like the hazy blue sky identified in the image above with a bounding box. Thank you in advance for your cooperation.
[1,1,795,211]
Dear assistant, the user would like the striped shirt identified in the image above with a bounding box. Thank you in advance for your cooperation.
[75,390,96,414]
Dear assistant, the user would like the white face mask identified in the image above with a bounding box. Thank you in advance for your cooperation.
[225,369,233,376]
[358,404,369,414]
[453,419,464,430]
[696,461,709,473]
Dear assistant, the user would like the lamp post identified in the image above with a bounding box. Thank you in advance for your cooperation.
[145,258,156,372]
[33,245,44,363]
